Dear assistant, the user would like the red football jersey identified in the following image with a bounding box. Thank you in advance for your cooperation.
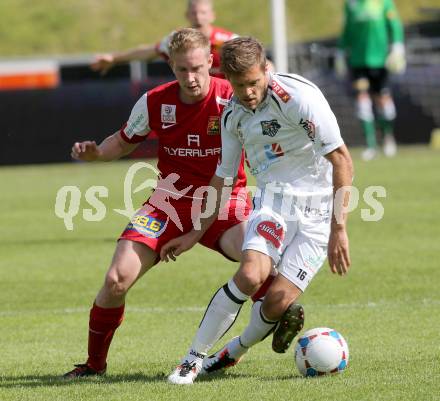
[155,26,237,78]
[120,77,247,196]
[209,26,237,77]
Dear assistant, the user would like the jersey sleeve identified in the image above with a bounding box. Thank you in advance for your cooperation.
[155,31,174,59]
[293,88,344,157]
[215,108,243,179]
[385,0,404,44]
[338,1,351,51]
[120,94,151,143]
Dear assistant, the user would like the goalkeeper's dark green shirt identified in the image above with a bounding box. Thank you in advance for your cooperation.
[338,0,404,68]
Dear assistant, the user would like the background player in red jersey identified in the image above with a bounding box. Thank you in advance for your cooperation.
[91,0,236,77]
[63,28,252,379]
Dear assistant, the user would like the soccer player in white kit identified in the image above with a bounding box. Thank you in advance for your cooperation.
[161,37,354,385]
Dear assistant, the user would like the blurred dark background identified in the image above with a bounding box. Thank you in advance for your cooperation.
[1,18,439,165]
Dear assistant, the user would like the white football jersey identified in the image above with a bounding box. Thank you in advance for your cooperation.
[216,73,344,196]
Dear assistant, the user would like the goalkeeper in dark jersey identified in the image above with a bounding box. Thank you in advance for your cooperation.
[335,0,405,161]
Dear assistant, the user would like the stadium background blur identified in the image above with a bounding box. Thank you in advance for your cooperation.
[1,2,439,400]
[0,0,439,164]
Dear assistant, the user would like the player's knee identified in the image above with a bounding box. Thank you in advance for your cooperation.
[355,96,374,121]
[353,78,370,93]
[235,263,267,294]
[104,269,131,298]
[377,96,396,120]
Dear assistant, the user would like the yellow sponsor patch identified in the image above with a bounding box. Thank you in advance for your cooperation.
[128,214,166,237]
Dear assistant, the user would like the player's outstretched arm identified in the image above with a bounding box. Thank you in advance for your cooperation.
[71,131,139,162]
[325,144,354,276]
[90,44,159,74]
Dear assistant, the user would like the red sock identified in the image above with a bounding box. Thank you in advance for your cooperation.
[251,274,275,302]
[86,303,125,371]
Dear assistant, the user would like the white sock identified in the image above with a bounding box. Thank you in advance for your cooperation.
[188,279,249,357]
[223,336,249,360]
[239,300,277,348]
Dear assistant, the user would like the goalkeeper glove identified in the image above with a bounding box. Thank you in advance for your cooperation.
[386,43,406,74]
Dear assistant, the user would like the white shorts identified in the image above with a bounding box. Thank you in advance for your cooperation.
[243,201,331,292]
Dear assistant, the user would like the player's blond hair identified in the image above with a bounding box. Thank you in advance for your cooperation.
[221,37,267,76]
[187,0,213,9]
[168,28,211,59]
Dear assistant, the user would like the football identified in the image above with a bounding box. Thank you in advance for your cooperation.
[294,327,349,377]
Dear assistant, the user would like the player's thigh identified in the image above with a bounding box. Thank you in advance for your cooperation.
[106,239,158,288]
[233,249,273,295]
[351,68,371,94]
[367,67,389,95]
[242,205,296,267]
[200,195,250,261]
[217,221,247,262]
[277,227,328,294]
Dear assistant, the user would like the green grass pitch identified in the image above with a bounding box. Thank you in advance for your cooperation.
[1,146,439,401]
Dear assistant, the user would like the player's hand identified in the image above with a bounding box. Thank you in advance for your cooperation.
[334,50,347,78]
[386,43,406,75]
[90,54,115,75]
[160,232,199,262]
[71,141,102,162]
[327,227,351,276]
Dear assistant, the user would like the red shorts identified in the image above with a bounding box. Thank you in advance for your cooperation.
[119,194,251,261]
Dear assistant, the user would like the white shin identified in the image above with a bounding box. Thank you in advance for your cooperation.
[188,279,249,358]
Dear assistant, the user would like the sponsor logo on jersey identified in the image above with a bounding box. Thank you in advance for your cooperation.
[207,116,220,135]
[264,143,284,160]
[214,31,235,42]
[161,104,177,124]
[272,81,291,103]
[216,96,230,106]
[125,114,145,137]
[162,123,177,129]
[304,253,326,272]
[261,119,281,137]
[187,134,201,147]
[299,118,316,142]
[127,214,166,238]
[256,220,284,248]
[163,147,221,157]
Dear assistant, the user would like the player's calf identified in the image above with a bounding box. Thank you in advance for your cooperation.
[272,303,305,353]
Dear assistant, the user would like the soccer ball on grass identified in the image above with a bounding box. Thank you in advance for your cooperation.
[294,327,349,377]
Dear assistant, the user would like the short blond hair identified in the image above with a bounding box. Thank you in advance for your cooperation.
[187,0,213,9]
[168,28,211,59]
[221,37,267,76]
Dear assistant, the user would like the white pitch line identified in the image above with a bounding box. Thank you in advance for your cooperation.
[0,299,439,318]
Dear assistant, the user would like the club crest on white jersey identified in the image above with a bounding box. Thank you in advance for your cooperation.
[261,119,281,137]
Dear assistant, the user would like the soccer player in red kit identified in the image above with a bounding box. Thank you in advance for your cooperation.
[63,28,252,378]
[91,0,237,78]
